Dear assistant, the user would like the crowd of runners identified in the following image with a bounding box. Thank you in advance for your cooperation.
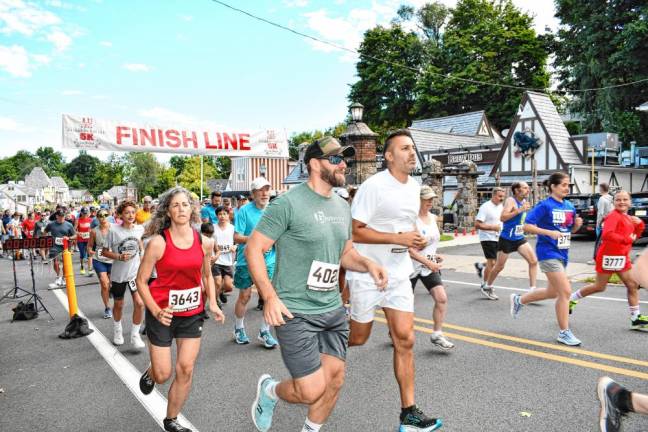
[6,131,648,431]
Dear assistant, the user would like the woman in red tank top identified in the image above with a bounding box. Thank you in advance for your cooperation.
[136,187,224,432]
[569,191,648,329]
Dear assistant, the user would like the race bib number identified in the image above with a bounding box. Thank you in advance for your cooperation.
[557,233,571,249]
[307,261,339,292]
[169,286,201,312]
[128,279,137,292]
[218,244,231,252]
[80,232,90,239]
[55,237,64,246]
[96,247,103,257]
[602,255,626,271]
[514,225,524,236]
[426,254,437,262]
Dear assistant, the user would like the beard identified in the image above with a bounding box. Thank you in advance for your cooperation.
[320,166,345,187]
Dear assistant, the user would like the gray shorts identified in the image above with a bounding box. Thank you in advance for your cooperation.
[539,259,567,273]
[274,306,349,379]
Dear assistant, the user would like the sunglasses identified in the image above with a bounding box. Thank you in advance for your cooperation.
[318,154,346,165]
[97,213,108,218]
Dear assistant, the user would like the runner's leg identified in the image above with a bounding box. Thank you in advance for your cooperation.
[486,252,509,287]
[383,307,415,408]
[166,338,201,419]
[348,320,373,346]
[429,285,447,333]
[517,243,538,289]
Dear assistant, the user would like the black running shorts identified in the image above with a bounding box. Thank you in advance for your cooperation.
[497,237,527,254]
[410,272,443,291]
[480,241,499,260]
[145,309,205,347]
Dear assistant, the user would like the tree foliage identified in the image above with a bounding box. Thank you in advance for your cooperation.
[554,0,648,146]
[177,156,216,197]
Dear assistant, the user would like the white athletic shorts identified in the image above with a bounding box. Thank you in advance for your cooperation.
[349,278,414,323]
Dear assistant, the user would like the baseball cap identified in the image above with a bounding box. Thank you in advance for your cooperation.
[420,185,437,199]
[250,176,271,191]
[304,136,355,164]
[335,188,350,199]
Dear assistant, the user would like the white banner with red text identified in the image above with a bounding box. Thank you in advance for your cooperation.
[62,114,288,158]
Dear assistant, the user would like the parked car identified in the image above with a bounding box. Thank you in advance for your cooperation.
[566,193,600,235]
[630,192,648,237]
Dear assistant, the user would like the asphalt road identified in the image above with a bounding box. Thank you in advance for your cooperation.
[2,241,648,432]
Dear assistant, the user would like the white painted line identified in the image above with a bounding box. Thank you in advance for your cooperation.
[52,290,199,432]
[444,279,648,305]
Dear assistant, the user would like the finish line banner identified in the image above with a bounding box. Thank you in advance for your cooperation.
[62,114,288,158]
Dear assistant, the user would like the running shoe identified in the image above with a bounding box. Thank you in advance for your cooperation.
[252,374,278,432]
[569,300,578,314]
[557,329,581,346]
[219,292,228,304]
[163,417,192,432]
[399,406,443,431]
[480,286,498,300]
[131,331,145,349]
[48,280,61,290]
[510,294,523,319]
[87,270,94,277]
[139,367,155,395]
[258,330,278,349]
[630,314,648,330]
[234,327,250,344]
[80,268,86,275]
[57,277,64,286]
[474,262,484,279]
[430,333,454,350]
[113,323,124,346]
[103,307,112,319]
[597,376,627,432]
[256,299,264,311]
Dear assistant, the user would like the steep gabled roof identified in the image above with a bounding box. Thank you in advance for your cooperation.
[206,179,229,192]
[283,162,308,184]
[24,166,51,189]
[411,111,486,136]
[50,176,68,189]
[409,128,498,152]
[526,91,583,165]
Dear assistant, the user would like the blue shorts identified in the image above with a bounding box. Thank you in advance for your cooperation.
[234,264,274,290]
[92,260,112,275]
[78,242,88,259]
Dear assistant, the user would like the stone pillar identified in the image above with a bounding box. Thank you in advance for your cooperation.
[454,161,479,230]
[340,122,378,185]
[421,159,444,230]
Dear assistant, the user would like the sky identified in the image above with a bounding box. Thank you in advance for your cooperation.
[0,0,559,163]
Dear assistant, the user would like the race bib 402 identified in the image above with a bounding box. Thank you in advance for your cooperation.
[307,261,339,292]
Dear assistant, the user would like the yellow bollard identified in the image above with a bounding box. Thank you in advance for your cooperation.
[62,245,79,317]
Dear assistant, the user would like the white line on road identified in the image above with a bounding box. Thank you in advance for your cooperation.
[444,279,648,305]
[52,290,199,432]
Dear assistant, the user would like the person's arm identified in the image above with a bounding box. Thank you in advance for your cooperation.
[632,247,648,287]
[340,240,388,289]
[100,230,125,261]
[500,197,529,222]
[233,210,247,244]
[600,213,628,244]
[351,219,426,248]
[633,218,645,240]
[88,230,96,256]
[524,223,562,240]
[245,230,293,326]
[409,247,441,272]
[202,237,224,322]
[136,236,171,325]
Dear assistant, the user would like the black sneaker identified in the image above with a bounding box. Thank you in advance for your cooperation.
[255,298,264,311]
[597,376,627,432]
[139,368,155,395]
[399,406,443,431]
[163,417,192,432]
[474,262,484,280]
[219,292,228,304]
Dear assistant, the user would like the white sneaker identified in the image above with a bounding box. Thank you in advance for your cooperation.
[430,333,455,350]
[56,277,64,287]
[131,331,145,349]
[113,323,124,346]
[48,281,59,290]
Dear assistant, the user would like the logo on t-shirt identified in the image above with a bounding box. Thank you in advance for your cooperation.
[117,237,141,255]
[313,211,346,225]
[552,210,573,228]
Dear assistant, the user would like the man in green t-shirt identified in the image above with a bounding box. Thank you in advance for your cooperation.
[247,137,388,432]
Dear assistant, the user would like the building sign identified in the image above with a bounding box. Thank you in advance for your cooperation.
[422,148,499,165]
[62,114,289,158]
[448,152,483,164]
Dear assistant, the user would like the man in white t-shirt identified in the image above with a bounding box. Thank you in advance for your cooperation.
[347,129,443,431]
[212,205,236,305]
[474,187,505,300]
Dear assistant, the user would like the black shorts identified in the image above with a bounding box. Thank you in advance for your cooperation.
[211,264,233,278]
[480,241,499,260]
[498,237,527,254]
[145,308,204,347]
[110,280,136,300]
[410,272,443,291]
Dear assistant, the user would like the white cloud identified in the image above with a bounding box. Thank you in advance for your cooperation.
[0,116,19,131]
[123,63,151,72]
[0,44,31,77]
[0,0,61,36]
[99,40,112,47]
[61,89,82,95]
[32,54,50,64]
[46,29,71,51]
[283,0,309,7]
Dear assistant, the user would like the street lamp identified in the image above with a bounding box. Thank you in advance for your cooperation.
[349,102,364,122]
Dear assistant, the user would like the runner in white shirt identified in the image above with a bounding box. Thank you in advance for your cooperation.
[212,206,236,306]
[409,186,454,350]
[347,129,443,431]
[474,187,505,300]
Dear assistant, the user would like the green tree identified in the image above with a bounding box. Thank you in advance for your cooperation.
[554,0,648,146]
[124,152,159,197]
[288,122,348,160]
[65,151,101,190]
[177,156,216,197]
[153,165,177,197]
[169,155,188,174]
[35,147,66,177]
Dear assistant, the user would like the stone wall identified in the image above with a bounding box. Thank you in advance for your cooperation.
[421,159,444,230]
[353,137,377,184]
[454,161,479,230]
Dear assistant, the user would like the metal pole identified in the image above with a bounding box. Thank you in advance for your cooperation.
[591,147,595,194]
[531,155,538,205]
[200,155,204,201]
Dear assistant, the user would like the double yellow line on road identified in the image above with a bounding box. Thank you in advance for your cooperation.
[374,311,648,381]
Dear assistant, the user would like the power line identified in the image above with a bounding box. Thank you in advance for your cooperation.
[210,0,648,94]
